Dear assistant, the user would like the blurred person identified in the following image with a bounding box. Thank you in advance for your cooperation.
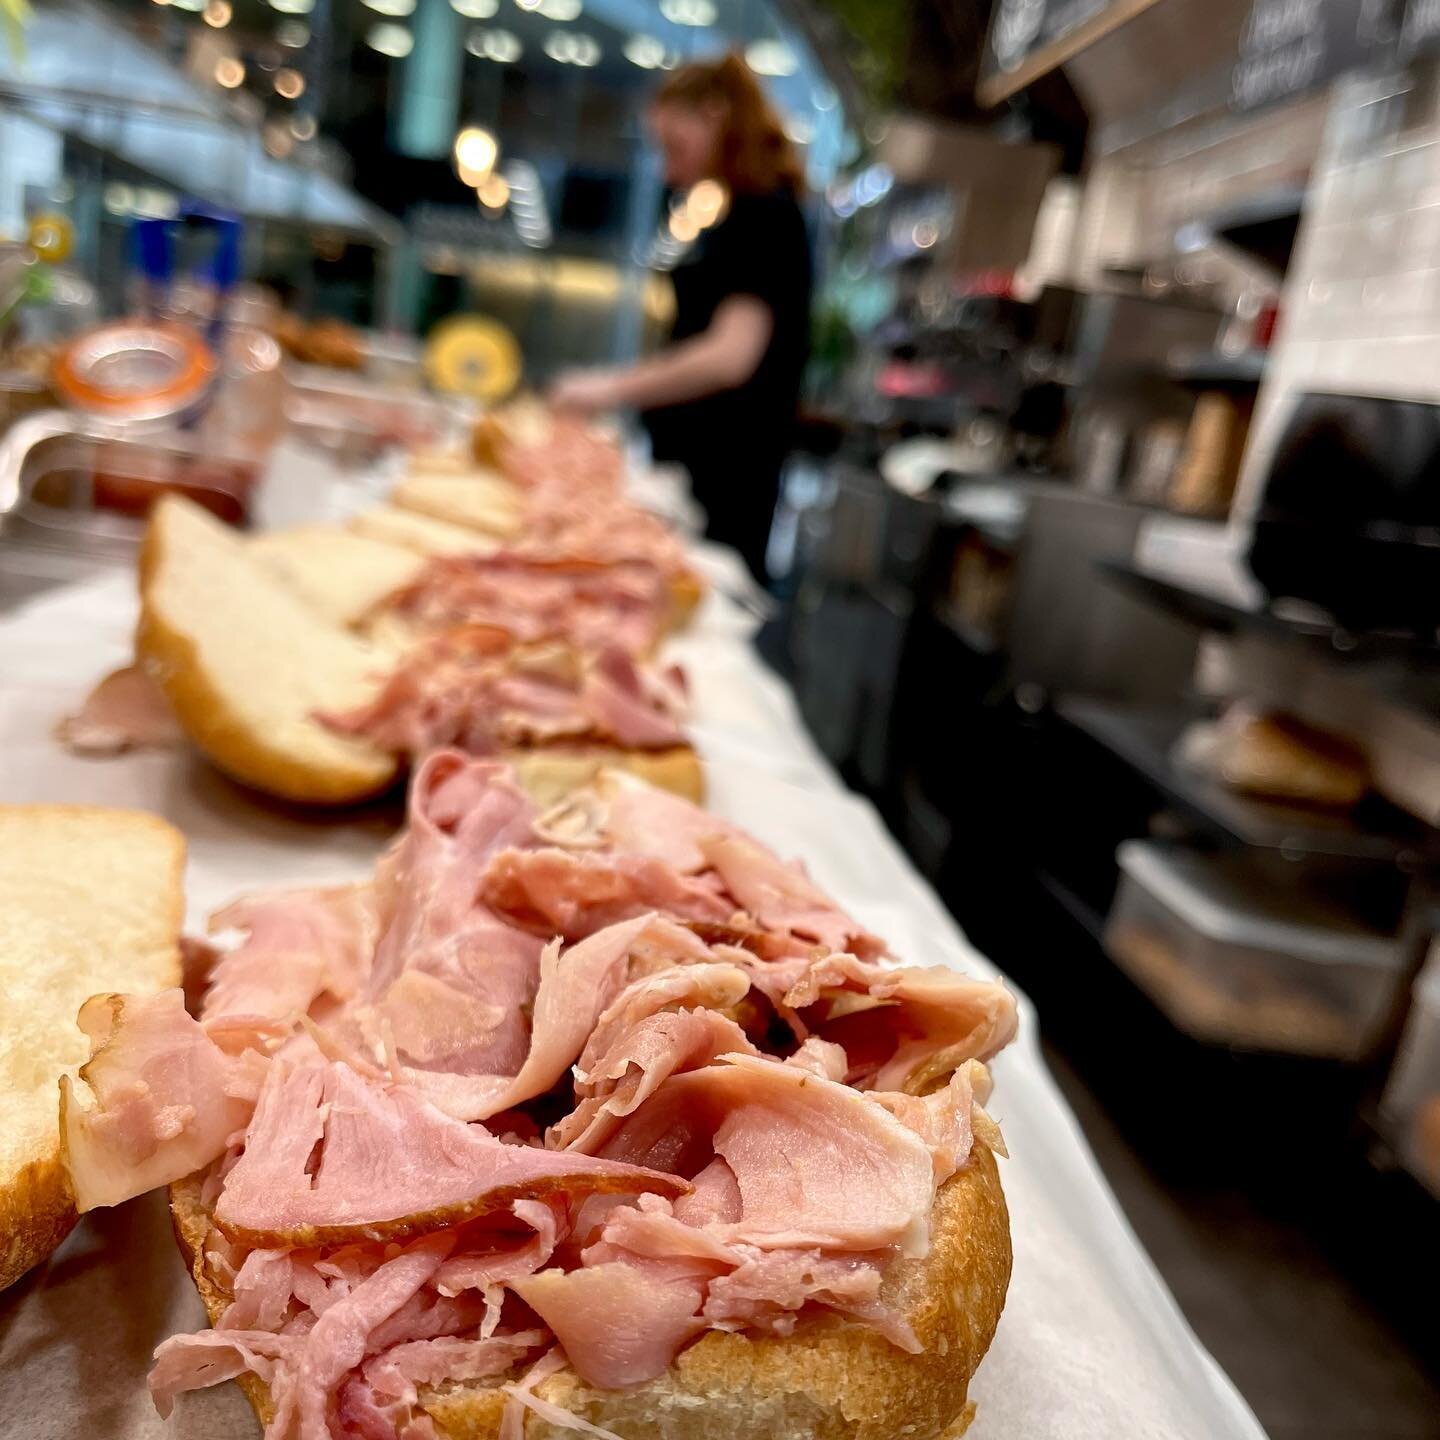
[551,53,813,583]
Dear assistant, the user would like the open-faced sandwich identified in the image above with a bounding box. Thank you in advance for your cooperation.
[60,754,1017,1438]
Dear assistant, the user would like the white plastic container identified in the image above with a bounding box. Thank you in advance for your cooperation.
[1380,949,1440,1197]
[1106,840,1401,1059]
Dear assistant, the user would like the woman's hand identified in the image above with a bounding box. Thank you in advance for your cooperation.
[549,368,623,415]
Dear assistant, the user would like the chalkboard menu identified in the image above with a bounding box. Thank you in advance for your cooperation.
[1230,0,1399,112]
[978,0,1404,113]
[985,0,1114,78]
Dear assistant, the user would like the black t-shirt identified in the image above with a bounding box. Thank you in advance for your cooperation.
[643,187,812,476]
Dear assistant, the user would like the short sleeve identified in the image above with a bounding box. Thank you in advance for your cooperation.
[707,195,802,318]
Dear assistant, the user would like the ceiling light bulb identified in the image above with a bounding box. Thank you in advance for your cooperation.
[364,0,416,14]
[290,114,317,140]
[276,20,309,44]
[468,25,521,59]
[536,0,581,17]
[213,55,246,87]
[366,21,414,54]
[623,33,666,68]
[745,39,796,76]
[454,125,498,180]
[451,0,497,14]
[658,0,714,24]
[274,66,305,97]
[203,0,232,25]
[268,0,314,14]
[478,173,510,209]
[686,179,725,226]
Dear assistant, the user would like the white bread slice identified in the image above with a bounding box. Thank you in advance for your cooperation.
[391,473,524,540]
[352,504,504,558]
[137,497,398,805]
[171,1143,1009,1439]
[249,527,426,629]
[0,807,184,1291]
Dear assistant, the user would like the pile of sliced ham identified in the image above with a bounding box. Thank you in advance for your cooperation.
[318,630,690,761]
[372,554,673,660]
[61,752,1017,1440]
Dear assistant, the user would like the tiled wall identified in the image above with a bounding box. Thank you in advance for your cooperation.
[1235,61,1440,516]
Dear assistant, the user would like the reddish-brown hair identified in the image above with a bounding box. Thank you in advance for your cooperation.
[653,52,804,196]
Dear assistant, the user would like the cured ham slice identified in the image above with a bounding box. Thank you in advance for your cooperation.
[577,963,752,1078]
[319,630,687,761]
[698,834,885,958]
[60,990,261,1212]
[204,884,379,1024]
[362,1329,545,1411]
[376,555,669,659]
[511,1262,709,1389]
[481,847,734,939]
[783,955,1017,1093]
[56,663,183,755]
[598,1053,935,1257]
[554,1008,758,1154]
[465,914,656,1122]
[434,1198,565,1296]
[870,1060,1001,1181]
[214,1062,687,1245]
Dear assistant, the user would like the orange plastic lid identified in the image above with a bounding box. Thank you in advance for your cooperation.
[52,320,216,420]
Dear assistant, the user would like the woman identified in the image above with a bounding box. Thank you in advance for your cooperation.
[551,53,812,583]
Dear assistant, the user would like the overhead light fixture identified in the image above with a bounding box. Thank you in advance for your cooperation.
[263,121,295,158]
[535,0,582,17]
[623,33,668,68]
[364,0,416,14]
[669,209,700,244]
[813,82,837,111]
[203,0,232,24]
[686,178,725,227]
[213,55,246,86]
[276,19,309,44]
[268,0,313,14]
[274,66,305,97]
[544,29,600,64]
[784,114,813,145]
[450,0,497,14]
[366,21,414,54]
[478,173,510,210]
[290,114,318,140]
[454,125,499,184]
[745,39,796,76]
[658,0,714,25]
[467,25,521,60]
[170,0,206,12]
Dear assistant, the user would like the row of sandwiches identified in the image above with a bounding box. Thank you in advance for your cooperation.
[2,404,1019,1440]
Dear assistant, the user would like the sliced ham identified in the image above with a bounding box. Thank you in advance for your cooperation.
[465,914,656,1122]
[784,1037,849,1082]
[598,1052,935,1258]
[434,1198,566,1296]
[56,663,183,755]
[698,833,885,958]
[480,847,734,939]
[783,954,1017,1093]
[204,884,380,1024]
[60,990,259,1212]
[150,1330,297,1419]
[577,962,752,1078]
[214,1061,687,1245]
[363,1329,545,1410]
[555,1008,758,1154]
[870,1061,997,1182]
[596,777,747,874]
[511,1262,708,1389]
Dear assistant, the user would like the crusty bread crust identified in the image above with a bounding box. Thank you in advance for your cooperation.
[1,807,184,1291]
[169,1145,1008,1439]
[1,1152,79,1294]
